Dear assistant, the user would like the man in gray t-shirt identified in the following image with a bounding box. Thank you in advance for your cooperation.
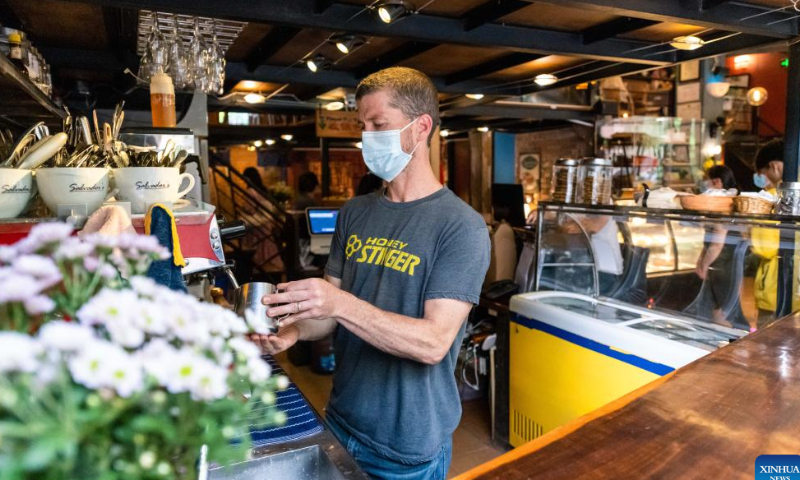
[256,67,490,480]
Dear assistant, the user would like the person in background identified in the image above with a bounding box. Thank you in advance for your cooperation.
[254,67,490,480]
[751,139,783,328]
[485,205,517,284]
[695,165,747,328]
[243,167,267,193]
[356,172,384,196]
[294,172,321,210]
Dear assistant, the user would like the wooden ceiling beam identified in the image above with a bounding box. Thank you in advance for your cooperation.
[461,0,529,32]
[444,53,544,85]
[353,41,438,78]
[581,17,659,45]
[64,0,675,65]
[525,0,797,39]
[244,26,302,72]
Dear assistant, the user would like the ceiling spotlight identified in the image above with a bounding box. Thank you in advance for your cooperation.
[440,129,450,137]
[670,35,705,51]
[747,87,768,106]
[466,93,484,100]
[375,0,414,24]
[306,54,332,73]
[253,140,263,147]
[534,74,558,86]
[325,101,345,111]
[244,92,266,104]
[330,34,366,54]
[477,126,489,133]
[247,145,256,152]
[265,139,276,146]
[281,134,294,141]
[355,141,363,149]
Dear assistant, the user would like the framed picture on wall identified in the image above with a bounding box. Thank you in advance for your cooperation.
[518,152,541,196]
[727,74,750,88]
[679,60,700,82]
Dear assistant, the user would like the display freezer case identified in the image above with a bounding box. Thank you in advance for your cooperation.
[507,202,800,447]
[508,291,743,447]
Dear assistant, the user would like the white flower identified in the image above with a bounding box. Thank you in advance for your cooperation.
[229,337,261,361]
[245,308,275,335]
[247,357,271,383]
[76,288,139,327]
[130,276,159,298]
[167,305,211,346]
[68,339,144,397]
[136,338,179,386]
[0,245,17,263]
[189,358,229,401]
[0,332,42,373]
[105,317,145,349]
[132,299,169,336]
[39,321,95,352]
[154,347,229,400]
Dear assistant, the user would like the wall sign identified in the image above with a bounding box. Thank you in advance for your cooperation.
[316,110,361,139]
[676,82,701,104]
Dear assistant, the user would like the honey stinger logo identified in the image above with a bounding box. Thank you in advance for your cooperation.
[346,234,421,276]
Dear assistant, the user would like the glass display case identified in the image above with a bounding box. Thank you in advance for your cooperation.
[597,116,706,194]
[534,202,800,330]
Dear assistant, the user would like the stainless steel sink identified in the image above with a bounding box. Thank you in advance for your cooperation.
[210,445,345,480]
[209,430,369,480]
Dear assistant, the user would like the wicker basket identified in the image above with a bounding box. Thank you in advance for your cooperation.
[734,196,774,214]
[679,195,734,213]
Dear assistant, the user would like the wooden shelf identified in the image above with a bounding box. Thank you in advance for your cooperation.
[0,54,65,127]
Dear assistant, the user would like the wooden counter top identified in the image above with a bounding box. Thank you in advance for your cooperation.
[455,315,800,480]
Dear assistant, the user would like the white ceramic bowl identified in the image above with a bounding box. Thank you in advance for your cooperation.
[0,168,35,219]
[36,167,110,217]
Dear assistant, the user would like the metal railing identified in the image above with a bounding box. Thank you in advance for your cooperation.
[208,152,288,278]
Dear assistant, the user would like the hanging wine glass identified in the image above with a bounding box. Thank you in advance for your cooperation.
[188,18,210,92]
[167,13,191,90]
[208,30,226,95]
[148,16,170,77]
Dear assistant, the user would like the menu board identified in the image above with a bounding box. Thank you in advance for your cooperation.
[316,110,361,139]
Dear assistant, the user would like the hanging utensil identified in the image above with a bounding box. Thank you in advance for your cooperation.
[18,133,68,170]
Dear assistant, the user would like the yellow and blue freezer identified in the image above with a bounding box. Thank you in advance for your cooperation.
[508,291,744,447]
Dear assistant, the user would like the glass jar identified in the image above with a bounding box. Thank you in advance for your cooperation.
[579,158,614,205]
[551,158,581,203]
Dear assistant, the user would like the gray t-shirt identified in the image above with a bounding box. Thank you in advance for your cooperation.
[325,187,490,463]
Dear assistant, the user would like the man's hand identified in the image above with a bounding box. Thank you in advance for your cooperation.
[249,324,300,356]
[262,278,346,327]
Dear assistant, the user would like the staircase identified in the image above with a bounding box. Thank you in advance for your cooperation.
[208,152,288,282]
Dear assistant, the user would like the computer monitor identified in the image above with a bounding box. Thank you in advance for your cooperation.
[306,208,339,254]
[491,184,526,227]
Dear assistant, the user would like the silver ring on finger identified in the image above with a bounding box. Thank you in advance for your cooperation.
[294,301,301,313]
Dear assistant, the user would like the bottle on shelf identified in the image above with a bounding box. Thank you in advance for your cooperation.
[150,69,177,128]
[6,32,25,71]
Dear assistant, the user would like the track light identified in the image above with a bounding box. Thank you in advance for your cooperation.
[281,134,294,141]
[670,35,705,51]
[534,74,558,86]
[440,129,450,137]
[265,139,276,146]
[477,126,489,133]
[375,0,414,24]
[325,101,345,111]
[244,92,266,104]
[330,34,366,54]
[253,140,263,147]
[466,93,484,100]
[355,141,363,149]
[306,54,332,73]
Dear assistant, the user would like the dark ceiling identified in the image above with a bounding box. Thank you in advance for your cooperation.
[0,0,794,141]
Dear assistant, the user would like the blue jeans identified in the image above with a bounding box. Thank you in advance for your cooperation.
[326,414,452,480]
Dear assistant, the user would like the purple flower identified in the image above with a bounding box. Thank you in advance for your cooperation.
[13,255,62,288]
[54,238,94,260]
[16,222,74,253]
[98,263,118,279]
[0,246,17,264]
[0,275,45,303]
[24,295,55,315]
[84,256,100,272]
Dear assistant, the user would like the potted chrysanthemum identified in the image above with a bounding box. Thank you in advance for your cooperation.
[0,222,285,480]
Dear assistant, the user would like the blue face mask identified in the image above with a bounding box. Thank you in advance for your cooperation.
[361,117,420,182]
[753,173,769,189]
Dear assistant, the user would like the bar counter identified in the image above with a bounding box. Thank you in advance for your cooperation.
[455,313,800,480]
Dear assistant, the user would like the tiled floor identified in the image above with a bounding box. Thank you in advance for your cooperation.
[274,352,508,478]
